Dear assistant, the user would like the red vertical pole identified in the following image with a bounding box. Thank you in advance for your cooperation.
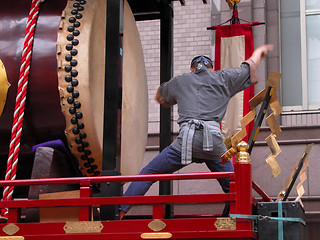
[79,180,92,221]
[229,181,236,214]
[234,141,252,230]
[7,207,20,223]
[153,204,165,219]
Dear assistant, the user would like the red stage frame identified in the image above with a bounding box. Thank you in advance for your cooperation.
[0,156,270,240]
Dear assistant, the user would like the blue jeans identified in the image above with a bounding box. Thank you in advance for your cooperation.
[121,145,233,213]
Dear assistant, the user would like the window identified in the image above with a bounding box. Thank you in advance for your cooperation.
[280,0,320,111]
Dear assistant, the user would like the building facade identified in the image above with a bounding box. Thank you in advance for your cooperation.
[128,0,320,238]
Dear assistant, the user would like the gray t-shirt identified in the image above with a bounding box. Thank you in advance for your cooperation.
[160,62,252,161]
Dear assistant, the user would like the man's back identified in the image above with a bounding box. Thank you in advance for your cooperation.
[161,63,251,124]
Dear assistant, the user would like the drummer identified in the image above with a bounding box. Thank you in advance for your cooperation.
[120,44,274,219]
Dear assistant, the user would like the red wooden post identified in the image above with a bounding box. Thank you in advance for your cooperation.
[79,179,92,221]
[7,206,20,223]
[153,204,165,219]
[229,181,236,214]
[234,141,252,230]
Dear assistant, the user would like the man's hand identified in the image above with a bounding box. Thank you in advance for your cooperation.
[249,44,274,67]
[259,44,274,58]
[155,87,172,108]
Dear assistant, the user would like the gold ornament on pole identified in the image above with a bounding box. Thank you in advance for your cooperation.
[236,141,250,163]
[229,0,241,3]
[221,70,283,178]
[225,0,241,10]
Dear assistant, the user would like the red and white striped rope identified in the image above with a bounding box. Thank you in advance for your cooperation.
[1,0,42,219]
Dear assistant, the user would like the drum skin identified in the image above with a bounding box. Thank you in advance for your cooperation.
[0,0,148,178]
[121,0,148,176]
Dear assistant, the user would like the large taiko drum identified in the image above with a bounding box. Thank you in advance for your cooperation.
[0,0,148,177]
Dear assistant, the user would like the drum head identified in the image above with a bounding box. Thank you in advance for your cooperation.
[121,0,148,176]
[57,0,148,176]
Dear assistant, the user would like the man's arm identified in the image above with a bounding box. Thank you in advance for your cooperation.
[155,86,173,108]
[246,44,274,84]
[249,44,273,67]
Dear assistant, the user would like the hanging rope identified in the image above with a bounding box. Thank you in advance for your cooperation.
[1,0,43,219]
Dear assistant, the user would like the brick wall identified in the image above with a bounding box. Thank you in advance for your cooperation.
[136,1,212,134]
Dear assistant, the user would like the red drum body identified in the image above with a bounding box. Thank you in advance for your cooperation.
[0,0,148,178]
[0,0,67,154]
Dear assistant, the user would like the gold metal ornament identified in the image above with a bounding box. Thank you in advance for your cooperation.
[266,71,281,89]
[241,109,256,128]
[221,129,247,163]
[214,217,236,231]
[249,88,266,110]
[0,59,10,118]
[231,128,247,147]
[266,113,282,136]
[225,0,241,10]
[2,224,20,236]
[225,1,233,10]
[221,147,237,164]
[228,0,241,4]
[295,184,305,201]
[236,141,250,163]
[222,70,283,173]
[140,233,172,239]
[277,144,313,201]
[265,134,281,157]
[148,219,166,232]
[224,136,232,149]
[265,154,282,177]
[0,237,24,240]
[276,190,286,201]
[270,92,282,116]
[299,171,307,185]
[64,221,104,234]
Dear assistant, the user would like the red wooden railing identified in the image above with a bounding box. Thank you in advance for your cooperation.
[0,156,269,239]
